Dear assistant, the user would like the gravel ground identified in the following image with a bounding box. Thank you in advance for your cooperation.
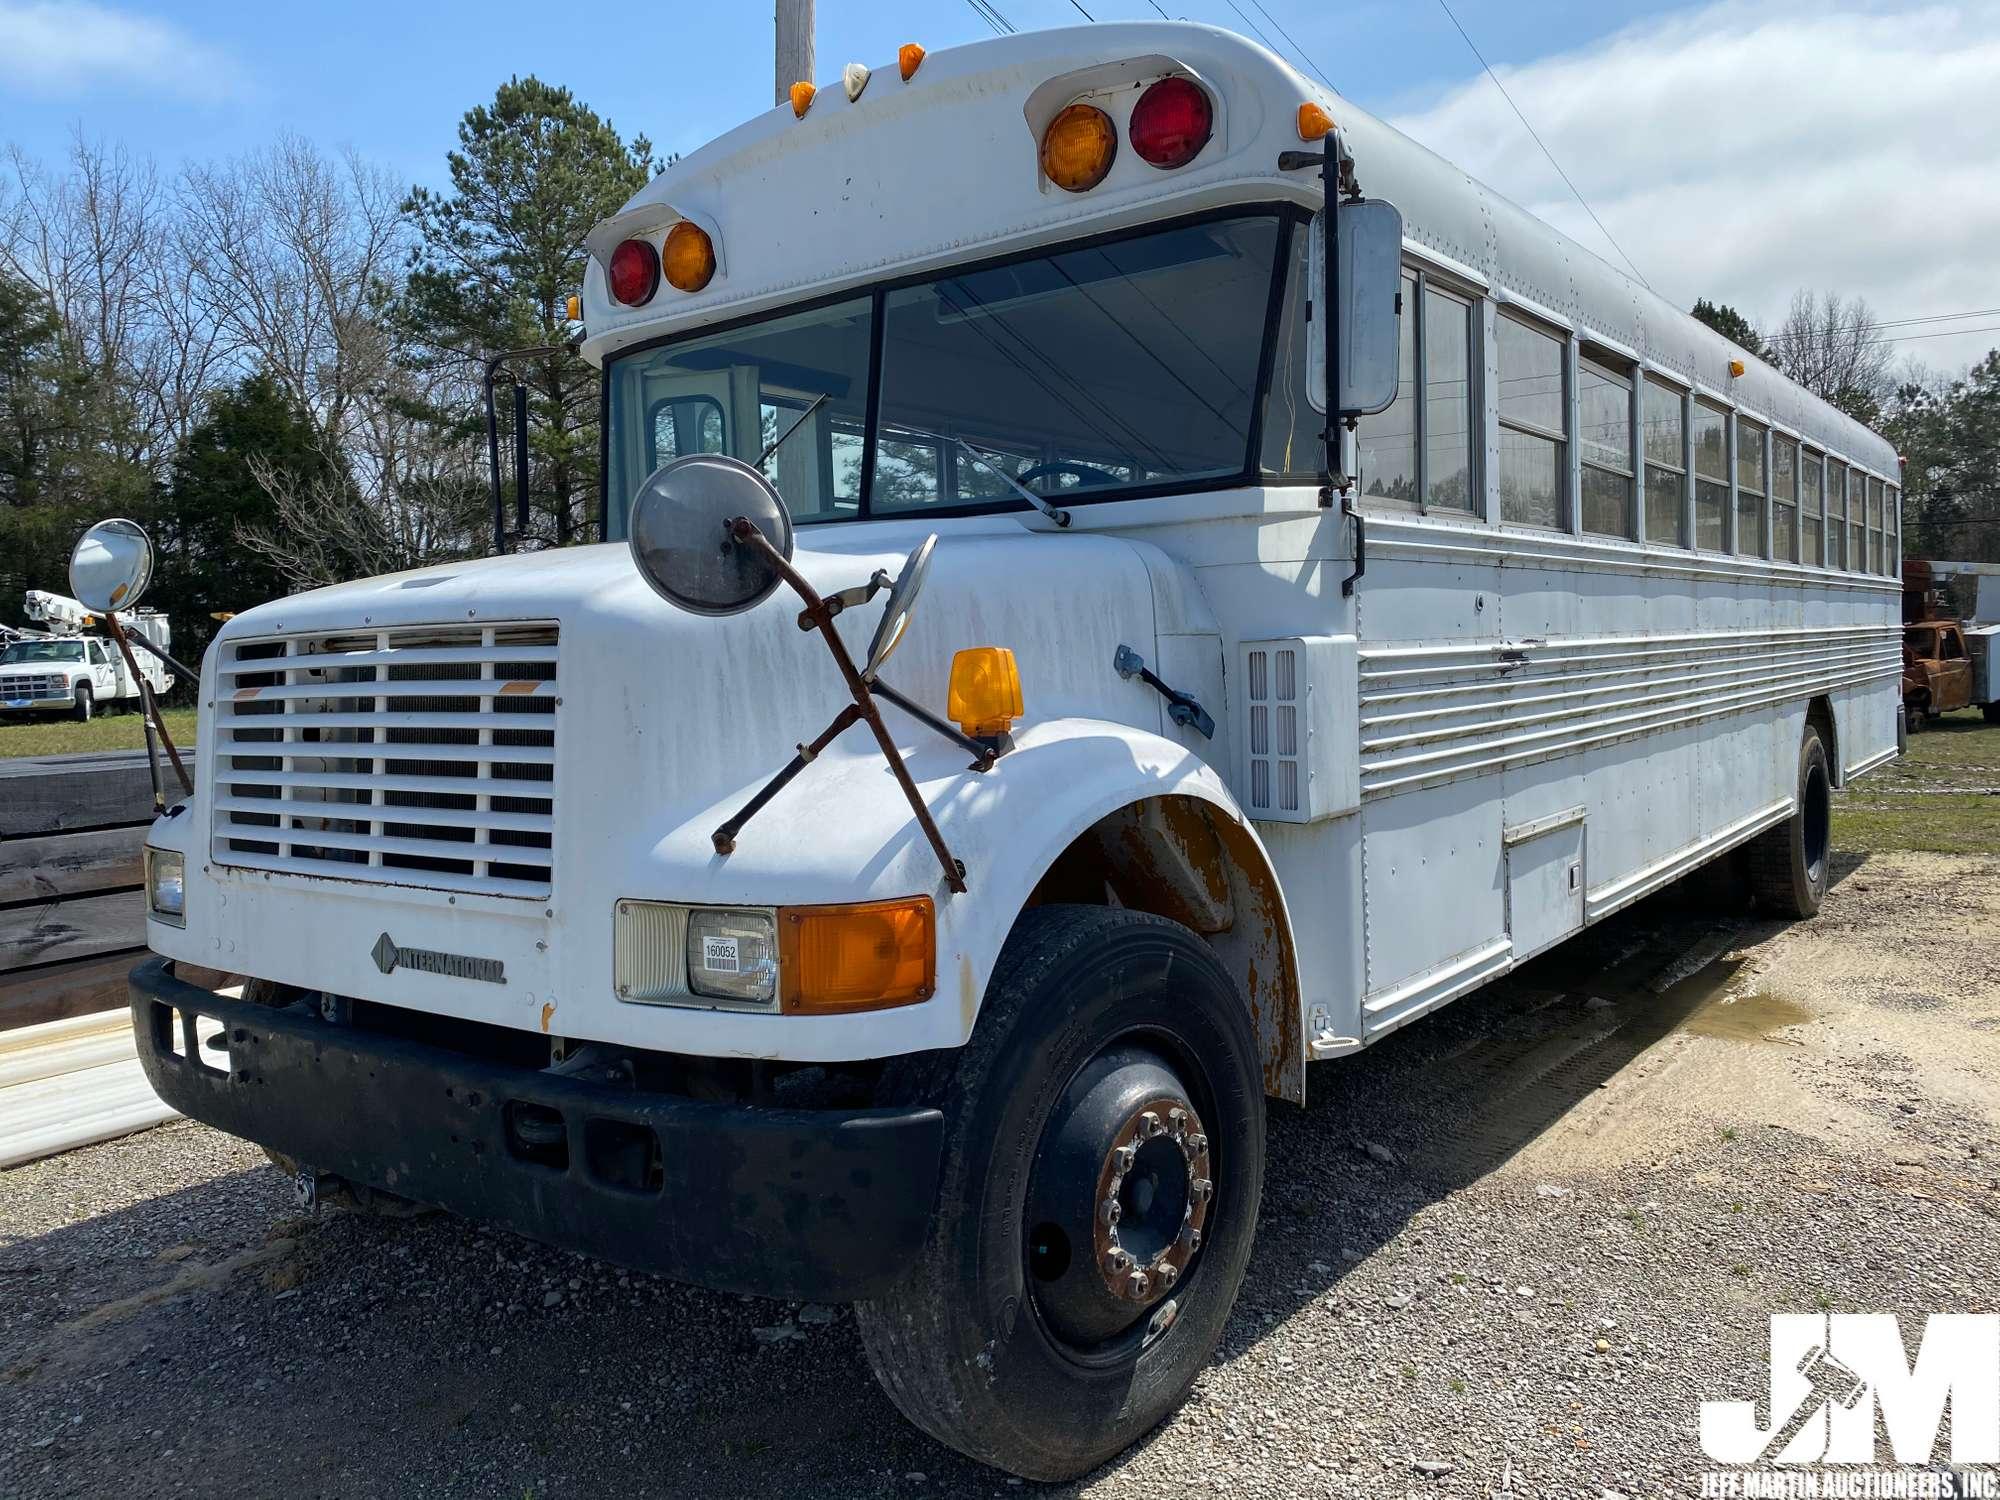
[3,850,1997,1499]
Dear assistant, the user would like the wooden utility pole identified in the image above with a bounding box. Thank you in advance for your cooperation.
[776,0,814,105]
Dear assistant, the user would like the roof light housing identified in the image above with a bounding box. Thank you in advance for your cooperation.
[1129,76,1212,169]
[898,43,925,81]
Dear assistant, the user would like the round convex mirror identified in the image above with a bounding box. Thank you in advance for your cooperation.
[70,518,155,613]
[864,533,938,680]
[627,454,795,616]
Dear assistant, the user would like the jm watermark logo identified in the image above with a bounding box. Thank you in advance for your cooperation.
[1699,1314,1999,1497]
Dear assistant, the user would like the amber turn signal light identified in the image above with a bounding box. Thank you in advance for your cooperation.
[948,647,1023,738]
[790,80,816,118]
[663,221,716,293]
[1040,102,1117,192]
[898,43,925,81]
[1297,101,1334,141]
[779,898,935,1014]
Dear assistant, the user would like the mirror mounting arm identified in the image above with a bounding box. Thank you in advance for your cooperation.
[713,519,972,894]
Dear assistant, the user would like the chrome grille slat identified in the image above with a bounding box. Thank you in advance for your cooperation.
[212,622,558,899]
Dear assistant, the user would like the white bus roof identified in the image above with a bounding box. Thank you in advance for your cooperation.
[581,20,1897,478]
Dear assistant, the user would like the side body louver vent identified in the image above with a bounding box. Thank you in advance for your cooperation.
[1236,635,1358,824]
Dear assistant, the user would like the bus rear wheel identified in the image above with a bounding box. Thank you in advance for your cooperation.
[1746,723,1832,919]
[855,905,1265,1481]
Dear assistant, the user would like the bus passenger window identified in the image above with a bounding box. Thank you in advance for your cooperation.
[1354,272,1417,504]
[1771,435,1798,563]
[1497,315,1566,528]
[1735,416,1766,557]
[1800,450,1824,567]
[1579,353,1633,538]
[1692,402,1728,551]
[1643,376,1686,546]
[1827,461,1851,569]
[1422,286,1474,510]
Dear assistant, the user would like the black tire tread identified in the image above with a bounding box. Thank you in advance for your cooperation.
[1745,724,1828,918]
[855,905,1262,1479]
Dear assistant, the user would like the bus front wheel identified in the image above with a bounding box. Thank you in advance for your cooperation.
[856,905,1265,1481]
[1746,724,1832,919]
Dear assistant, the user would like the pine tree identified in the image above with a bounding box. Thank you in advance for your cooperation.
[401,78,657,548]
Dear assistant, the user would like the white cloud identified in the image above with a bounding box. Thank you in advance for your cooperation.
[1390,1,2000,375]
[0,1,238,101]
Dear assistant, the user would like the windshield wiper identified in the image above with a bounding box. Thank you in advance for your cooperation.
[949,438,1071,528]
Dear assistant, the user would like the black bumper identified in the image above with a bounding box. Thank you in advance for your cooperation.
[129,958,943,1301]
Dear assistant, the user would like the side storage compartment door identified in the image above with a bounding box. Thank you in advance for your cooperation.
[1504,809,1585,964]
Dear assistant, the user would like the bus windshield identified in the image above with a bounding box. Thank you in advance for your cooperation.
[605,213,1289,534]
[1,640,84,664]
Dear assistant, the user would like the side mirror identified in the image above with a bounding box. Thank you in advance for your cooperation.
[1307,199,1405,418]
[70,518,155,613]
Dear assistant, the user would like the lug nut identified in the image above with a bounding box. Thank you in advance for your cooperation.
[1125,1270,1152,1300]
[1157,1263,1180,1288]
[1190,1177,1213,1205]
[1113,1143,1137,1173]
[1187,1133,1208,1158]
[1140,1111,1165,1138]
[1183,1227,1202,1252]
[1100,1199,1121,1225]
[1106,1248,1133,1274]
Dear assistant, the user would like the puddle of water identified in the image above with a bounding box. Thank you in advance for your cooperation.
[1683,988,1813,1044]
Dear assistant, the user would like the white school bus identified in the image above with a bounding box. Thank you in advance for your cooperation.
[131,21,1902,1480]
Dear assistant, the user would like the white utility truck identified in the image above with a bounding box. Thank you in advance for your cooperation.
[0,591,172,720]
[131,23,1902,1479]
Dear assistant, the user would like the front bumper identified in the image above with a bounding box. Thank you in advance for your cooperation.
[130,958,944,1301]
[0,692,76,712]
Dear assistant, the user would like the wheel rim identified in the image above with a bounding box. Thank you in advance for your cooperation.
[1803,758,1830,885]
[1023,1041,1214,1358]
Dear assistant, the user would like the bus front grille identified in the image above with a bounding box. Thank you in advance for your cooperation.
[211,622,559,900]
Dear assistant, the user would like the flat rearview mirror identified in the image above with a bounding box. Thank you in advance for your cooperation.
[864,533,937,680]
[1307,199,1406,419]
[70,518,155,613]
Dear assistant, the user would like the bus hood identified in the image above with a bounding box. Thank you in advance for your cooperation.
[207,520,1191,838]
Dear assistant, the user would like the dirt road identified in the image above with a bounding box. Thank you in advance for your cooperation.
[4,850,1997,1498]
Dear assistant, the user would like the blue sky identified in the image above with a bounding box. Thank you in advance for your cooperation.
[4,0,1997,371]
[0,0,1672,185]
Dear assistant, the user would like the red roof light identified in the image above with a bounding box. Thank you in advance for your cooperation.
[1129,77,1212,170]
[608,238,660,307]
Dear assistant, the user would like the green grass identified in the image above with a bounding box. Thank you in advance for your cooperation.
[0,705,199,759]
[1834,709,2000,856]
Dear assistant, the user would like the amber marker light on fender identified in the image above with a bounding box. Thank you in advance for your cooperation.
[779,898,936,1014]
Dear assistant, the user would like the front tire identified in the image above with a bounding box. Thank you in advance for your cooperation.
[1746,723,1832,918]
[71,684,92,722]
[856,906,1266,1481]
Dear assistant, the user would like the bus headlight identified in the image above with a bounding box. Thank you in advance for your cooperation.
[686,908,779,1004]
[146,847,185,926]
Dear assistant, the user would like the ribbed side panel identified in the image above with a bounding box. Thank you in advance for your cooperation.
[1356,624,1901,797]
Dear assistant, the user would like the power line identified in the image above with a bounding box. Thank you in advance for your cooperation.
[1764,322,2000,352]
[1432,0,1652,293]
[962,0,1014,35]
[1221,1,1286,62]
[1067,0,1097,19]
[1243,0,1340,94]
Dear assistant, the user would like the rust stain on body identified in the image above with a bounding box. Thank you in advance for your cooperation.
[539,1001,556,1033]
